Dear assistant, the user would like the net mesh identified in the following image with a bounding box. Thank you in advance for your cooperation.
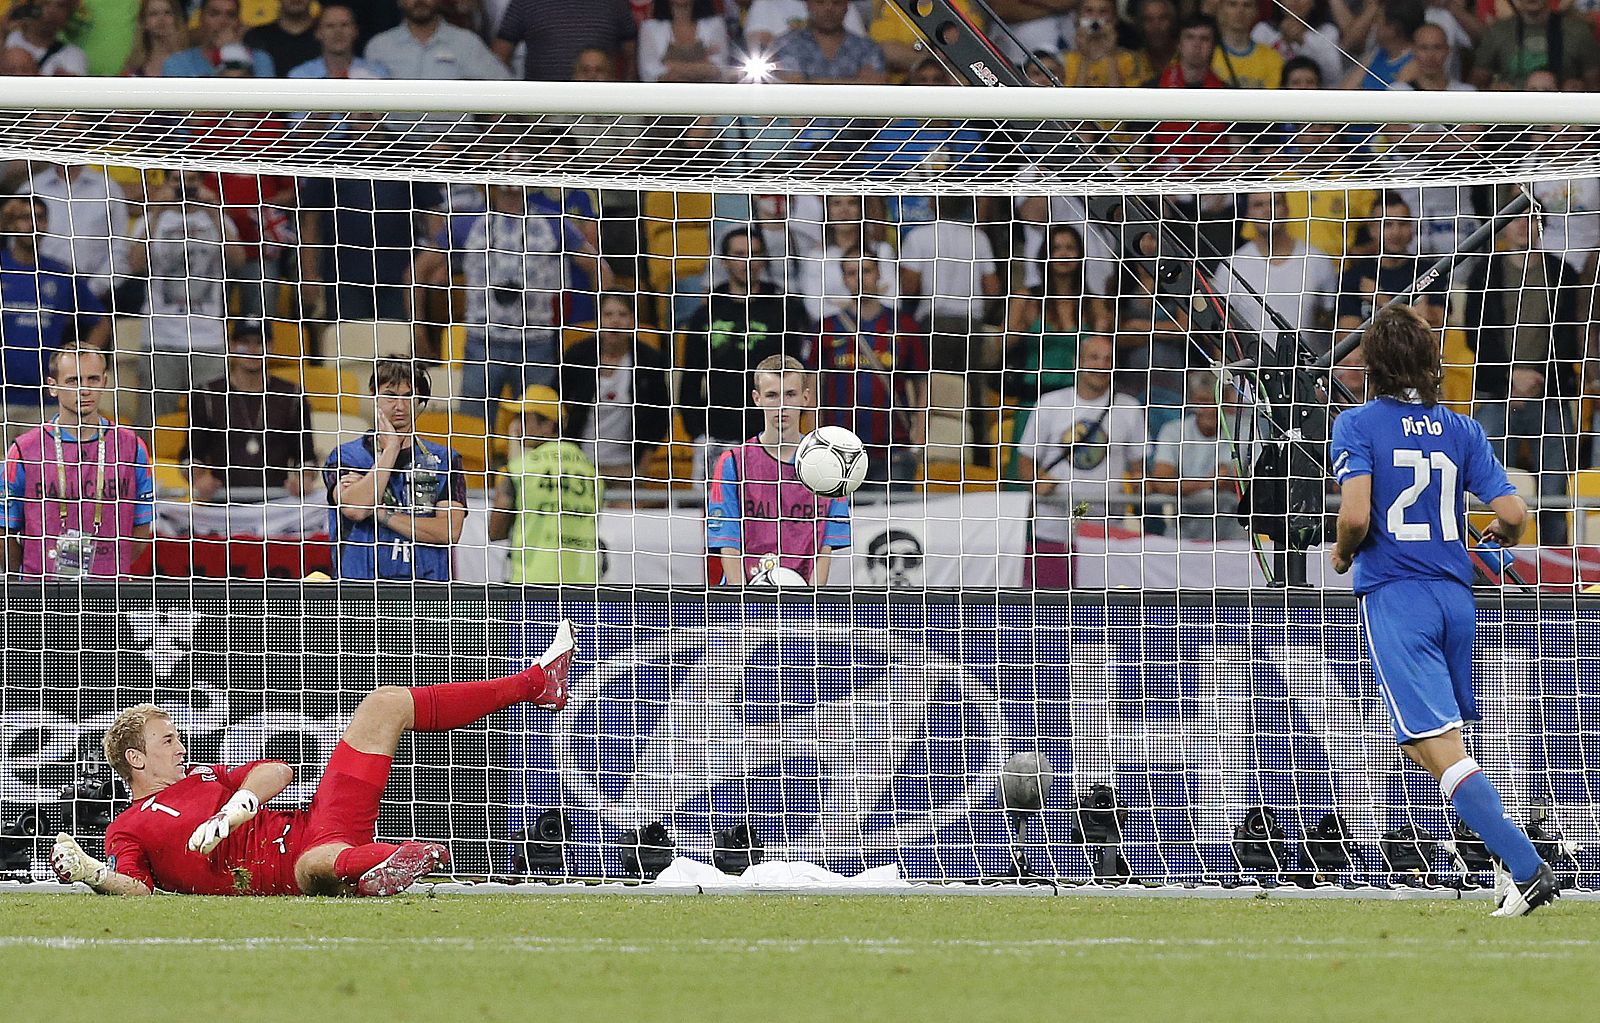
[0,89,1596,889]
[4,107,1600,195]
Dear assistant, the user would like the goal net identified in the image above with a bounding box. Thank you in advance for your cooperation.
[0,80,1595,890]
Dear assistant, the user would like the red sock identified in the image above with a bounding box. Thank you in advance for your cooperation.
[334,843,401,882]
[409,669,547,732]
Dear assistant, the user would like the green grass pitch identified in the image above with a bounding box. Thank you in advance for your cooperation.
[2,893,1597,1022]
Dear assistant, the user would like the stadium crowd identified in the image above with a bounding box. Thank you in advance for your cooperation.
[1,0,1599,582]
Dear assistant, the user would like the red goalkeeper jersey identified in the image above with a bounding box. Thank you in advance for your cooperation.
[103,763,305,895]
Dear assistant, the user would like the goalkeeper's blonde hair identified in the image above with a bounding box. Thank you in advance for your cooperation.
[104,704,171,783]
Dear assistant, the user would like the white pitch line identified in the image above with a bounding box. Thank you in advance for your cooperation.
[1,934,1598,957]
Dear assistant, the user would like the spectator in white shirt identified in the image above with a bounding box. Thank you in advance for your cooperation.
[22,163,133,302]
[1014,333,1147,588]
[4,0,88,75]
[1212,191,1337,353]
[742,0,864,52]
[898,194,1002,377]
[1394,22,1472,90]
[1252,0,1344,86]
[638,0,728,82]
[125,170,247,418]
[789,193,897,323]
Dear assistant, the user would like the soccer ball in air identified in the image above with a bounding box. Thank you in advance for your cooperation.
[748,556,809,588]
[794,426,869,498]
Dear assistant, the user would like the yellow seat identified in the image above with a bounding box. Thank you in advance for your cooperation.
[277,364,365,417]
[151,459,188,494]
[268,320,305,362]
[642,191,713,312]
[153,411,188,463]
[414,409,490,484]
[922,461,1000,494]
[1573,469,1600,546]
[321,320,414,363]
[443,323,469,367]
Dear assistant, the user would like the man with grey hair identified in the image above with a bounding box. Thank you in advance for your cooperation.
[1148,370,1245,541]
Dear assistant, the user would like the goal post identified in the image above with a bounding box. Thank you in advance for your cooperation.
[0,80,1597,889]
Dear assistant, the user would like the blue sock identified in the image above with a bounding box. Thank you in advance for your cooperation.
[1442,758,1543,883]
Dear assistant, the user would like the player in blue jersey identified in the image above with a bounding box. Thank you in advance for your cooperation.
[1329,304,1555,917]
[326,361,467,581]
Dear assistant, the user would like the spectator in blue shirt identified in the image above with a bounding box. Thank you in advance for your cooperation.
[287,4,386,80]
[324,361,467,582]
[773,0,887,83]
[162,0,276,77]
[365,0,508,81]
[0,195,109,415]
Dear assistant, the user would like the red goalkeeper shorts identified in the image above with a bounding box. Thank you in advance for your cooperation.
[298,742,390,852]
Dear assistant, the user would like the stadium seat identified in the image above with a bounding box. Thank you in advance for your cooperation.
[443,324,469,367]
[321,320,415,364]
[153,411,187,463]
[1504,468,1539,501]
[1573,470,1600,546]
[150,459,188,495]
[278,364,366,418]
[925,372,970,463]
[414,409,490,484]
[268,320,306,363]
[922,461,1000,494]
[642,191,713,320]
[1440,325,1475,411]
[309,410,369,461]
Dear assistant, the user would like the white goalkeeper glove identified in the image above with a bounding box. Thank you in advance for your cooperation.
[51,833,111,888]
[187,789,260,855]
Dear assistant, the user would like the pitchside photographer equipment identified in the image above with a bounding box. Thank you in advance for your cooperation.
[1527,800,1582,890]
[4,72,1600,887]
[0,807,43,878]
[712,824,765,876]
[618,822,675,881]
[1232,806,1288,881]
[1380,825,1441,888]
[1445,820,1494,888]
[509,808,572,875]
[1068,783,1130,882]
[997,752,1051,879]
[1291,812,1361,888]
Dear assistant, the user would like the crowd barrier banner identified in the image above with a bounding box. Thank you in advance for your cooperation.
[2,585,1594,885]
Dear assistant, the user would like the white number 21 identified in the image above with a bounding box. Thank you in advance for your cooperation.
[1388,450,1459,542]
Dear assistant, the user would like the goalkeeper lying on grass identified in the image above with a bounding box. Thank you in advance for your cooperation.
[51,621,575,897]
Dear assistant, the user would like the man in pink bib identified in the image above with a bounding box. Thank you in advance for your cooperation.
[707,354,850,585]
[3,345,155,577]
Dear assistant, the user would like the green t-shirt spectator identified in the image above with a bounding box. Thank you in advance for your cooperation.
[500,441,603,585]
[74,0,140,76]
[1474,12,1600,88]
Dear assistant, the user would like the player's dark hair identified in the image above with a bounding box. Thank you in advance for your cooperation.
[1178,13,1217,39]
[370,359,432,403]
[1280,55,1322,87]
[651,0,713,19]
[1362,304,1440,406]
[1380,190,1412,216]
[720,226,760,257]
[1385,0,1427,39]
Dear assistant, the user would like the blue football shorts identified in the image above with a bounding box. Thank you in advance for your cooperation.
[1357,578,1479,743]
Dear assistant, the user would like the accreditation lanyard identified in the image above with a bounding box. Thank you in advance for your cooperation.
[47,417,112,537]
